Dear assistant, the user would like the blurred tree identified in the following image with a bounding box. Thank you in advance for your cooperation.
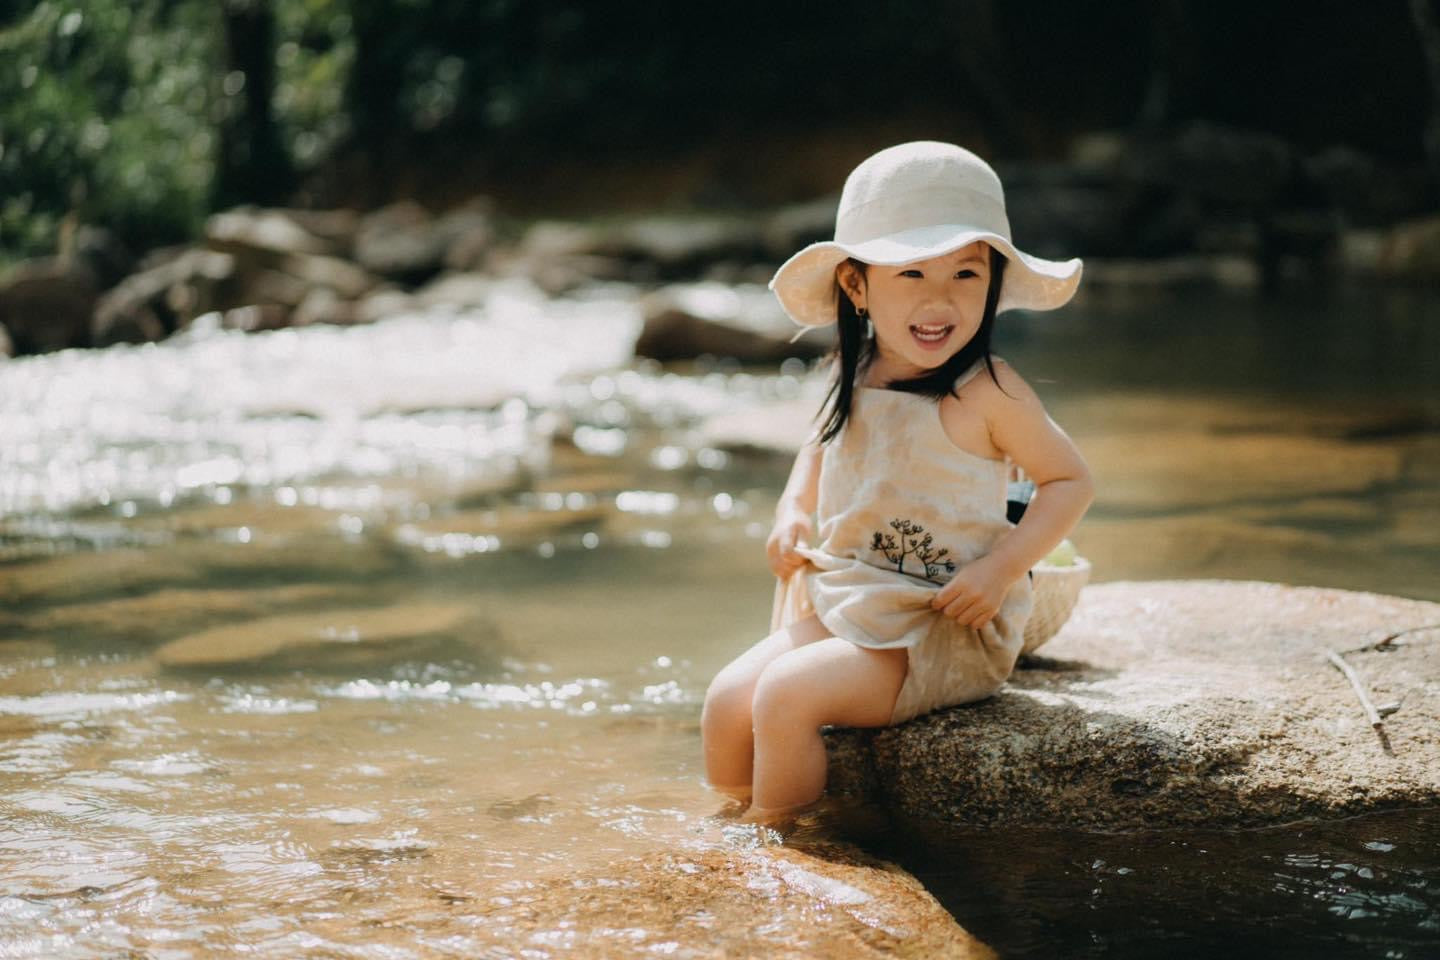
[935,0,1030,157]
[341,0,413,175]
[1135,0,1191,130]
[1411,0,1440,183]
[213,0,296,209]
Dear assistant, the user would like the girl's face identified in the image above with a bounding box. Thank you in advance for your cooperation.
[837,241,993,383]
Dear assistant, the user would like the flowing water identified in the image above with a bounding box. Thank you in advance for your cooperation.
[1,276,1437,956]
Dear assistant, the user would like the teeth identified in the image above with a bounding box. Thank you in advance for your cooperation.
[911,325,951,341]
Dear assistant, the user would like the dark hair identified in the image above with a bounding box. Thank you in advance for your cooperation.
[814,245,1010,445]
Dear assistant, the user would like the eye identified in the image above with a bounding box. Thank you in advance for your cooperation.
[898,269,923,278]
[954,269,978,279]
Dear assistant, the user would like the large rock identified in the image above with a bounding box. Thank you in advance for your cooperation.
[68,224,137,290]
[205,206,340,259]
[435,196,497,272]
[0,548,210,610]
[1054,123,1437,272]
[610,214,764,274]
[412,271,494,310]
[353,200,450,287]
[1360,215,1440,281]
[0,256,101,354]
[91,247,238,345]
[206,208,379,304]
[823,580,1440,830]
[634,282,832,363]
[154,604,489,670]
[291,286,361,327]
[17,584,354,645]
[507,214,771,292]
[505,220,644,294]
[270,207,363,259]
[1136,122,1296,208]
[1302,144,1433,227]
[760,195,840,260]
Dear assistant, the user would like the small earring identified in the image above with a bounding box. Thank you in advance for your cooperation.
[856,307,868,319]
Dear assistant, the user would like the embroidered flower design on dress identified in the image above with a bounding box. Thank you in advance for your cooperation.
[870,518,956,582]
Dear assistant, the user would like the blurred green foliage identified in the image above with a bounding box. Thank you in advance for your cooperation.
[272,0,353,167]
[0,0,354,273]
[0,0,1428,278]
[0,2,217,268]
[0,0,1138,274]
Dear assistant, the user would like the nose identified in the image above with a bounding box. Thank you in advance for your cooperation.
[916,281,960,317]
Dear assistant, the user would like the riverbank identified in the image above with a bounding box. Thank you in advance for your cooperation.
[3,121,1437,361]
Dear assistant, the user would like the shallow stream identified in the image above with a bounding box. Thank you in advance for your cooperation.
[2,278,1437,956]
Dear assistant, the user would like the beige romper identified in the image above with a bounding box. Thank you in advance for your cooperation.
[769,356,1035,727]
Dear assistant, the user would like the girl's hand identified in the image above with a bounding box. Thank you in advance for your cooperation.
[929,555,1017,632]
[765,503,813,580]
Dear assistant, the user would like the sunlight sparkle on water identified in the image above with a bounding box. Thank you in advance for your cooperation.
[0,281,641,518]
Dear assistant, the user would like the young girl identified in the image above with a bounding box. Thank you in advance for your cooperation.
[700,141,1095,827]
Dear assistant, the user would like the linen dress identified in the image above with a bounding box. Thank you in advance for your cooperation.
[769,356,1035,727]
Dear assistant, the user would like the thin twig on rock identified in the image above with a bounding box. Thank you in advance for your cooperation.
[1336,621,1440,656]
[1326,648,1384,730]
[1376,621,1440,646]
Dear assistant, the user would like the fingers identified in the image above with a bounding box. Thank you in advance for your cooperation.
[766,519,812,579]
[771,558,805,581]
[767,522,807,556]
[939,594,996,631]
[767,545,807,581]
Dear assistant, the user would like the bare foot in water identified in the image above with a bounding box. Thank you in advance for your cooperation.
[707,797,750,821]
[737,796,830,828]
[702,782,753,821]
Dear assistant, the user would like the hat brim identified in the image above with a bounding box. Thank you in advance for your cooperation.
[769,225,1083,329]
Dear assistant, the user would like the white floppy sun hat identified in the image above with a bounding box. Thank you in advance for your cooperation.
[769,140,1084,333]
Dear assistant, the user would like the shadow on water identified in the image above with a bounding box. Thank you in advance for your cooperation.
[835,806,1440,960]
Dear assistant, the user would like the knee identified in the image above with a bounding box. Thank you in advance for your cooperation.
[750,659,816,732]
[701,668,754,735]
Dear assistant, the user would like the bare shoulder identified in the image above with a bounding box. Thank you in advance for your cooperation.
[944,356,1044,415]
[973,357,1091,485]
[976,356,1052,431]
[978,355,1037,395]
[937,357,1036,461]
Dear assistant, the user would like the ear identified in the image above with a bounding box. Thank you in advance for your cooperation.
[834,261,867,312]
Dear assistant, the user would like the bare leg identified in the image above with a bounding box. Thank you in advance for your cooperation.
[700,613,832,802]
[740,638,908,824]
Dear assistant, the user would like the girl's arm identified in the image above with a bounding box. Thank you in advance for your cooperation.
[766,437,823,579]
[778,436,823,516]
[979,362,1095,581]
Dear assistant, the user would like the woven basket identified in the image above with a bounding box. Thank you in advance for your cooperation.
[1021,555,1091,655]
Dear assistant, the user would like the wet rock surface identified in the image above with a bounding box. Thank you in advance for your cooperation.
[462,821,995,959]
[154,603,490,670]
[635,282,832,362]
[823,580,1440,830]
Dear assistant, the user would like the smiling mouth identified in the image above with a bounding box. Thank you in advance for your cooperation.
[910,324,954,344]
